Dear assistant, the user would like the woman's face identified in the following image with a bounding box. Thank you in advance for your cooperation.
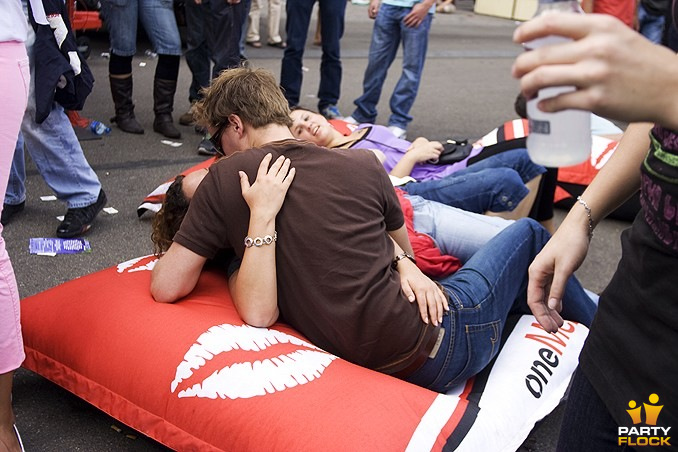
[289,110,337,146]
[181,168,209,200]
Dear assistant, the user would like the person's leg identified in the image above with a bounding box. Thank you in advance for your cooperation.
[408,194,513,263]
[247,0,262,43]
[387,11,432,130]
[22,105,103,209]
[139,0,183,138]
[0,40,28,452]
[101,0,144,134]
[4,136,26,208]
[557,369,632,451]
[402,167,529,214]
[239,0,252,60]
[267,0,283,44]
[280,0,315,107]
[316,0,346,111]
[184,0,212,104]
[463,148,547,219]
[351,4,402,123]
[466,148,545,184]
[485,174,541,220]
[638,2,666,44]
[209,0,247,75]
[406,219,596,391]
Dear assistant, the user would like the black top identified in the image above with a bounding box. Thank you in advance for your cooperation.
[580,127,678,436]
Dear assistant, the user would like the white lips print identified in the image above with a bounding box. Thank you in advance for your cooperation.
[172,324,337,399]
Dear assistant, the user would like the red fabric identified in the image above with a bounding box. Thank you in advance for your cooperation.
[21,256,450,451]
[554,140,618,203]
[395,188,461,278]
[593,0,635,27]
[328,119,353,136]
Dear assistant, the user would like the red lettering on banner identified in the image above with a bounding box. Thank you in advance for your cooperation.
[524,321,577,356]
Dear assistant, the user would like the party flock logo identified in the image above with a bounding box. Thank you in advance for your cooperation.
[618,393,671,447]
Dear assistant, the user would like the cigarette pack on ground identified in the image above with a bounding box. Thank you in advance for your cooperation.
[29,238,92,255]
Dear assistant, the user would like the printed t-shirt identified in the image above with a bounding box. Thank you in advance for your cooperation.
[175,139,435,373]
[579,126,678,432]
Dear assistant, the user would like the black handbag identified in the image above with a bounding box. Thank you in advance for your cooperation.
[428,139,473,165]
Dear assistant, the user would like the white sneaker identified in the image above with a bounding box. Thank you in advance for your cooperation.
[343,115,359,125]
[388,125,407,140]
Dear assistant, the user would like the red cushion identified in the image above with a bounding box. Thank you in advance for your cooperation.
[21,255,587,450]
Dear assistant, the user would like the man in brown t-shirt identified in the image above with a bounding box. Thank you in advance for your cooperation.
[151,67,597,391]
[151,67,446,376]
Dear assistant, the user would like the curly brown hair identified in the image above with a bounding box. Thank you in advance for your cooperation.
[151,175,190,256]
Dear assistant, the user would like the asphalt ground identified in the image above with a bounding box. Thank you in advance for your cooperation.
[6,1,630,450]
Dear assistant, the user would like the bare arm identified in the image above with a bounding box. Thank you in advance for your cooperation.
[151,243,207,303]
[388,225,448,325]
[527,122,652,331]
[229,154,295,327]
[389,137,443,178]
[387,223,414,256]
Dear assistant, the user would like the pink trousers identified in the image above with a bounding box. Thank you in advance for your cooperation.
[0,41,29,374]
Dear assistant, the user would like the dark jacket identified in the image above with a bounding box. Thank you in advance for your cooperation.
[28,0,94,123]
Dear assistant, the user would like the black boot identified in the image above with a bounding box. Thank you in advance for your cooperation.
[153,78,181,139]
[109,75,144,134]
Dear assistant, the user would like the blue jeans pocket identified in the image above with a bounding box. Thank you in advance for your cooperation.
[443,319,500,390]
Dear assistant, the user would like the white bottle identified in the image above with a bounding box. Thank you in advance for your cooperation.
[525,0,591,167]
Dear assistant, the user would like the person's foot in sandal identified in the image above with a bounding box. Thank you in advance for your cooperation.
[246,40,262,48]
[267,41,287,49]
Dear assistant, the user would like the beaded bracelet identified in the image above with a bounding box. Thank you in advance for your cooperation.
[244,231,278,248]
[576,196,594,241]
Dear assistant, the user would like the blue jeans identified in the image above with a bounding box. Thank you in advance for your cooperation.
[100,0,182,56]
[8,126,101,209]
[5,28,101,209]
[408,195,513,263]
[280,0,346,109]
[402,148,545,213]
[405,219,597,392]
[637,2,666,45]
[184,0,212,103]
[351,4,432,129]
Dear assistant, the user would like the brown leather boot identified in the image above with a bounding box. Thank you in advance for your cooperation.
[153,78,181,139]
[109,75,144,134]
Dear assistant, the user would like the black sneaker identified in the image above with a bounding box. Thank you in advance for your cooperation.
[1,201,25,226]
[197,137,218,156]
[56,189,107,238]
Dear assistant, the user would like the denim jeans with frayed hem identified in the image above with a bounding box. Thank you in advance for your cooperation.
[405,219,597,392]
[351,4,432,129]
